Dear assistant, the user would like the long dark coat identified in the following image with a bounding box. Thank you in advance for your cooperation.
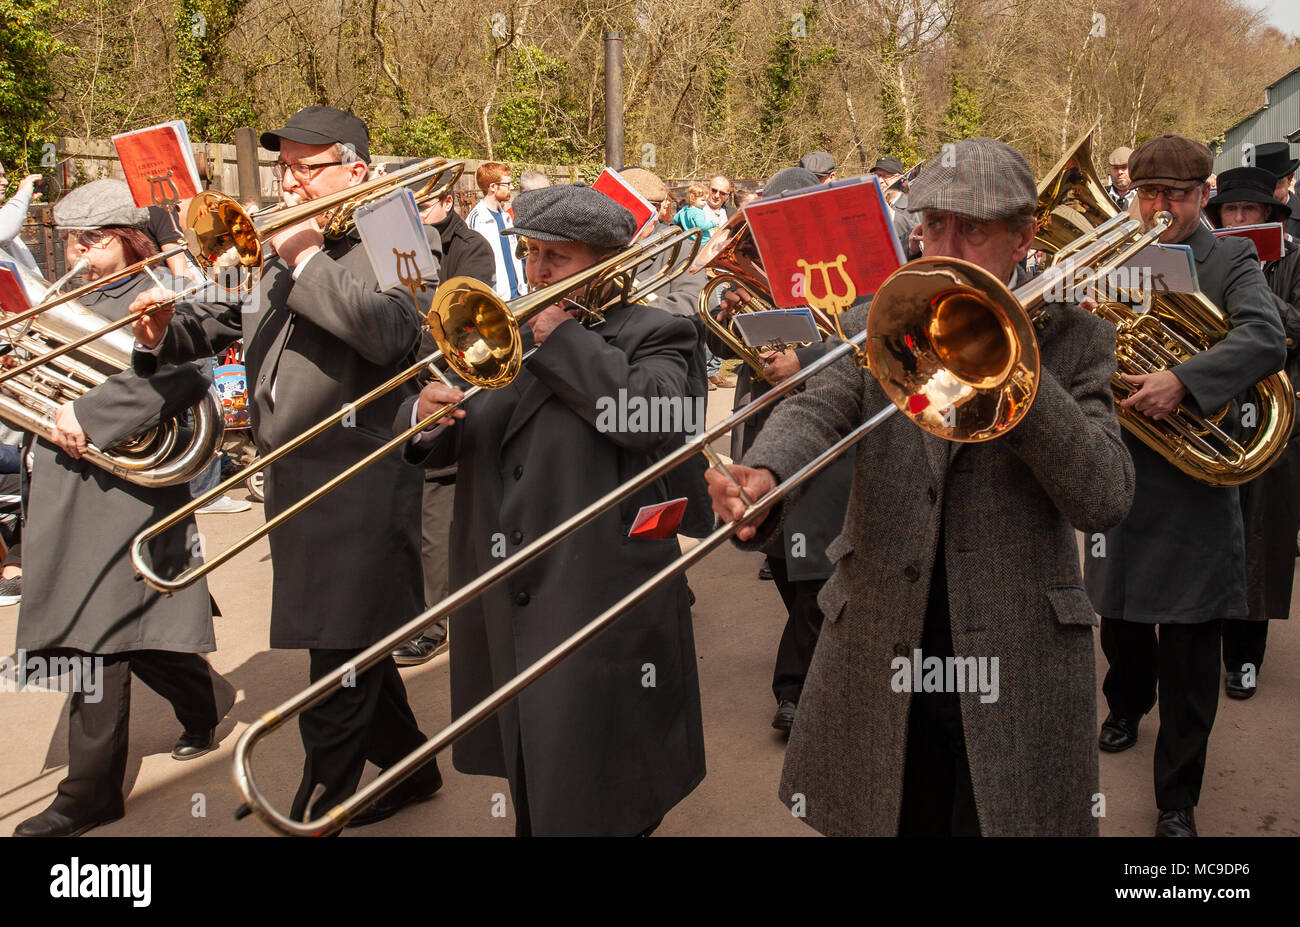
[1239,243,1300,620]
[18,272,216,655]
[399,300,706,836]
[1085,227,1286,624]
[135,231,435,649]
[740,298,1135,836]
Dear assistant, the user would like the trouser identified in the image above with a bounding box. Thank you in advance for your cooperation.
[289,648,438,823]
[416,479,452,640]
[54,650,233,817]
[1221,619,1268,676]
[1100,618,1222,810]
[768,556,826,705]
[898,688,980,836]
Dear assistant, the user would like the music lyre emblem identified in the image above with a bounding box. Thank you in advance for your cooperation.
[798,254,859,354]
[395,247,446,362]
[147,170,180,209]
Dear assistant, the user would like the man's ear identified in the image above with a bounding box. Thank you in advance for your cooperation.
[1008,219,1035,264]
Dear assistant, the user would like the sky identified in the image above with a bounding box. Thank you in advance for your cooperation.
[1246,0,1300,37]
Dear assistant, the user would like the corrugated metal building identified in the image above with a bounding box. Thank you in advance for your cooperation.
[1214,65,1300,174]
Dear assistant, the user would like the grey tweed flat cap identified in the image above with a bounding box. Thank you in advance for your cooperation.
[907,138,1036,222]
[506,184,636,248]
[798,151,835,177]
[54,178,149,230]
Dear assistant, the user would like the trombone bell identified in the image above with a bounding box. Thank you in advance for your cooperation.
[868,259,1039,442]
[427,277,523,388]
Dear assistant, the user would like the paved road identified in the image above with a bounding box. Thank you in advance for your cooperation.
[1,387,1296,837]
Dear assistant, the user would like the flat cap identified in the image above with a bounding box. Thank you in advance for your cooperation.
[907,138,1036,221]
[1108,146,1133,166]
[871,156,906,175]
[1253,141,1299,179]
[798,151,835,177]
[261,106,370,164]
[506,184,636,248]
[763,167,819,199]
[1129,135,1212,190]
[619,167,669,203]
[54,178,149,230]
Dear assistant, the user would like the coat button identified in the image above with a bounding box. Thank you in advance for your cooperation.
[927,486,937,503]
[515,592,530,606]
[894,643,909,657]
[509,530,523,544]
[903,564,920,581]
[513,465,523,480]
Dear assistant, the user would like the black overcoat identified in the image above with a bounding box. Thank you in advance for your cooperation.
[399,300,706,836]
[1085,226,1286,624]
[135,231,435,648]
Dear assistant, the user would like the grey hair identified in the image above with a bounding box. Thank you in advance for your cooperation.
[520,170,551,191]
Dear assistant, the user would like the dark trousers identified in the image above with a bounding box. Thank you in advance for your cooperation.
[289,648,438,822]
[55,650,233,817]
[1221,619,1268,675]
[768,556,826,705]
[1100,618,1222,809]
[899,689,980,836]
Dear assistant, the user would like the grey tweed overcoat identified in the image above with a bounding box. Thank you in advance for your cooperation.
[740,296,1135,836]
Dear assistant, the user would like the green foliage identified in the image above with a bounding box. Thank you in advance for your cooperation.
[941,70,983,142]
[758,6,834,143]
[174,0,257,142]
[0,0,68,169]
[491,44,585,163]
[375,112,474,159]
[877,28,919,164]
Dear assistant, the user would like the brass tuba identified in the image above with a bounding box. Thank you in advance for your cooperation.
[0,263,223,487]
[1035,120,1294,486]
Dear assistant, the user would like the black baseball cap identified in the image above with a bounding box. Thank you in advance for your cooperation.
[871,156,906,175]
[261,106,371,163]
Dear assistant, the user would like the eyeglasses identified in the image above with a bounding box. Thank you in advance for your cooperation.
[491,180,517,190]
[272,159,346,180]
[59,229,110,248]
[709,188,730,196]
[1135,184,1200,202]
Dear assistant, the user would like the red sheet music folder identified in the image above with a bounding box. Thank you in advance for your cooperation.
[592,169,656,237]
[1212,223,1285,262]
[743,176,904,310]
[112,121,202,208]
[0,263,32,316]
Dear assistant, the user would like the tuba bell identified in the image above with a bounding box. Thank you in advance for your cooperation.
[0,263,223,487]
[1035,120,1294,486]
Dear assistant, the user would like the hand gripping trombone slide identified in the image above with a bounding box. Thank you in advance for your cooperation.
[230,208,1165,835]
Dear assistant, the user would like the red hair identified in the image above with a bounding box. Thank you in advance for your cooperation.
[476,162,511,194]
[102,226,159,265]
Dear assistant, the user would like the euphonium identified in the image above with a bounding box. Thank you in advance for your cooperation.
[0,263,223,487]
[1035,121,1293,486]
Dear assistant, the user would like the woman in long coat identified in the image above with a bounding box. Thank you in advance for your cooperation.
[11,180,233,838]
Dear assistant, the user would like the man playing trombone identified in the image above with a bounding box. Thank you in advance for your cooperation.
[402,184,706,836]
[708,138,1136,836]
[128,106,442,828]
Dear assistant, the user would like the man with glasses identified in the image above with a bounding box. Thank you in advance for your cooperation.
[1084,135,1285,837]
[702,175,734,228]
[466,162,525,300]
[708,138,1135,836]
[129,106,442,829]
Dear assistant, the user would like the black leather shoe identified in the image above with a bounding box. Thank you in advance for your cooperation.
[13,806,123,837]
[758,564,773,581]
[1156,807,1197,837]
[393,631,448,667]
[345,768,442,828]
[1225,671,1257,699]
[172,728,217,760]
[1098,714,1139,752]
[772,700,797,733]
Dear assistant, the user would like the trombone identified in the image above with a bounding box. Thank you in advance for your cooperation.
[131,226,704,593]
[0,158,466,391]
[231,207,1170,836]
